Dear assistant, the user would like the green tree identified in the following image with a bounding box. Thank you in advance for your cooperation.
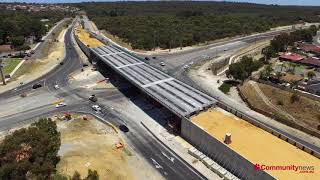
[307,71,316,80]
[11,36,25,47]
[85,169,99,180]
[0,118,61,179]
[72,171,81,180]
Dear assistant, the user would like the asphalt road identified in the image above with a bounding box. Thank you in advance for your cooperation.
[0,26,82,99]
[0,20,207,180]
[145,25,320,153]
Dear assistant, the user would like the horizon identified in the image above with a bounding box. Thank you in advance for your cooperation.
[0,0,320,7]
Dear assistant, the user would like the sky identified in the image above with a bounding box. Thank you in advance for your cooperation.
[0,0,320,6]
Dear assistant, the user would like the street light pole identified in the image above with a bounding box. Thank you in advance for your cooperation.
[0,58,6,85]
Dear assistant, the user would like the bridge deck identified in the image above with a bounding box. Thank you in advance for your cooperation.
[91,45,216,117]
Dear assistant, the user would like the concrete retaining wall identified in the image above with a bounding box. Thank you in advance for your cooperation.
[217,101,320,159]
[181,118,275,180]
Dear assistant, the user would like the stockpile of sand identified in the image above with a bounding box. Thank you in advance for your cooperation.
[56,115,134,179]
[75,27,103,48]
[191,108,320,180]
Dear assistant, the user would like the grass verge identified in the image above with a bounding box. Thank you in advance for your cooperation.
[2,58,22,75]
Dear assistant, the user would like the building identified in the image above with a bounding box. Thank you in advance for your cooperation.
[0,45,13,53]
[297,80,320,95]
[299,57,320,67]
[279,52,304,62]
[298,43,320,55]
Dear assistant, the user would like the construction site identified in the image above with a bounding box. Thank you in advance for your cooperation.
[74,24,320,180]
[55,113,163,180]
[191,108,319,180]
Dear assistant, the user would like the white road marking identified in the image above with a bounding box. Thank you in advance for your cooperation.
[162,151,175,163]
[151,158,163,169]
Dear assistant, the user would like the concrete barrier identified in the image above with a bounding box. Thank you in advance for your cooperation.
[287,139,296,146]
[279,134,288,142]
[314,151,320,159]
[295,142,304,150]
[303,147,313,154]
[272,131,281,138]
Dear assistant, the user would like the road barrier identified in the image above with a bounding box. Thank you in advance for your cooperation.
[188,147,240,180]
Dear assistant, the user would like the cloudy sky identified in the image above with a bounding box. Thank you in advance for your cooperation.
[0,0,319,6]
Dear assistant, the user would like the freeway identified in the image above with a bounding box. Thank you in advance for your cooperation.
[0,24,82,99]
[0,19,208,180]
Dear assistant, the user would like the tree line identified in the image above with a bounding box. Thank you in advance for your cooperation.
[262,25,318,60]
[77,1,320,50]
[0,9,65,49]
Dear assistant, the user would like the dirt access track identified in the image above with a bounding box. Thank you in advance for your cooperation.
[55,114,163,180]
[240,81,320,132]
[191,108,320,180]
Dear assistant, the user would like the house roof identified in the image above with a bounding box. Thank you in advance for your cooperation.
[299,43,320,53]
[279,53,304,62]
[299,57,320,67]
[0,45,13,53]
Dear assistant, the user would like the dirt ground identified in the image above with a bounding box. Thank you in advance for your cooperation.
[75,27,103,48]
[240,81,320,131]
[55,114,162,180]
[191,108,320,180]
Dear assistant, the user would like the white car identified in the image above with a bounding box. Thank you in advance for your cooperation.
[92,105,102,112]
[54,85,60,89]
[160,62,166,66]
[55,102,66,108]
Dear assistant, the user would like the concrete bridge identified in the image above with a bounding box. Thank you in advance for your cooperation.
[90,45,217,118]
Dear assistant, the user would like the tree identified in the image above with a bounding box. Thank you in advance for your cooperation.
[262,46,277,61]
[80,2,320,50]
[11,36,25,47]
[290,92,300,103]
[228,56,263,81]
[72,171,81,180]
[85,169,99,180]
[0,118,61,179]
[307,71,316,80]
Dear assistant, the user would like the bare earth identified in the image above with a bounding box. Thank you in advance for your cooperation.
[240,81,320,132]
[56,114,163,180]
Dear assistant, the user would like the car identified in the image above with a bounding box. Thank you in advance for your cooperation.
[119,124,129,133]
[145,57,150,61]
[32,83,42,89]
[59,62,64,65]
[82,63,89,67]
[54,85,60,89]
[160,62,166,66]
[92,105,101,112]
[89,95,98,102]
[152,56,156,59]
[55,102,66,108]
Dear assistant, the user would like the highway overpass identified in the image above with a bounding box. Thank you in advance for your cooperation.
[90,45,217,118]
